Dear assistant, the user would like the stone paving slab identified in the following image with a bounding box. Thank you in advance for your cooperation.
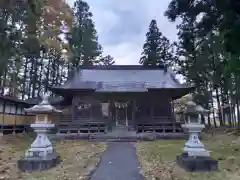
[90,142,144,180]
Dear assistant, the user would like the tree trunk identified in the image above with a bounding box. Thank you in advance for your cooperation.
[215,87,223,126]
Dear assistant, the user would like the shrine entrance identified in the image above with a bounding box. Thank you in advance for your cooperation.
[112,101,133,129]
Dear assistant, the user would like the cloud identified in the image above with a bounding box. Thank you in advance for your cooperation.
[67,0,178,65]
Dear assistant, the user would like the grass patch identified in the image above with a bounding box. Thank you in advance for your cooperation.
[136,133,240,180]
[0,134,107,180]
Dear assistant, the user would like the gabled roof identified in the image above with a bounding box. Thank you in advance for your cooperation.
[52,65,193,93]
[25,96,64,105]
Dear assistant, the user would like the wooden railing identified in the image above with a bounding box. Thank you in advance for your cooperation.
[53,114,108,134]
[0,113,183,135]
[136,117,183,133]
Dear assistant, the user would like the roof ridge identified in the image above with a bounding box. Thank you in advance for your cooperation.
[76,65,166,70]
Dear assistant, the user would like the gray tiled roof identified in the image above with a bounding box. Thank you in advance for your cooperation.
[98,82,147,92]
[0,95,28,104]
[52,65,193,92]
[25,96,64,105]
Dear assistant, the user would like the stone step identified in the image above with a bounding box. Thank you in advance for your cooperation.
[90,139,138,142]
[49,132,187,141]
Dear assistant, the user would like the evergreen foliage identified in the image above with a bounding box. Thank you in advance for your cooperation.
[0,0,113,99]
[139,19,173,67]
[165,0,240,126]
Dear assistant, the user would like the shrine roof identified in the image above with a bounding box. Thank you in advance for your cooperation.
[25,96,64,105]
[0,94,28,104]
[51,65,194,93]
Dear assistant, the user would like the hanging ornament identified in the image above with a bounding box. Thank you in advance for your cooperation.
[113,101,129,109]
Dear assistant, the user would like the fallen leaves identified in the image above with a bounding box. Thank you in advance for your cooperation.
[0,134,107,180]
[136,133,240,180]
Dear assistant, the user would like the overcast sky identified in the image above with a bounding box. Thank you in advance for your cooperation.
[67,0,178,65]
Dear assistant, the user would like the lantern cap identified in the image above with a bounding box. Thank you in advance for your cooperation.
[25,93,62,114]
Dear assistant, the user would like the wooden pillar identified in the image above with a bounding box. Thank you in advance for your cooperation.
[150,101,154,120]
[1,100,5,136]
[132,99,136,130]
[13,103,17,135]
[89,104,92,121]
[125,105,128,127]
[171,101,174,116]
[111,100,116,127]
[169,100,172,119]
[71,96,75,119]
[108,100,111,120]
[172,109,176,132]
[107,100,112,132]
[150,101,154,132]
[68,97,76,134]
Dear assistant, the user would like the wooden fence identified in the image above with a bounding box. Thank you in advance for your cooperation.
[0,113,184,135]
[0,113,35,134]
[53,114,108,134]
[136,117,184,133]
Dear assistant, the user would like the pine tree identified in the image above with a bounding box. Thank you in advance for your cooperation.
[0,0,72,98]
[99,55,115,66]
[139,19,173,67]
[68,0,102,69]
[165,0,240,73]
[165,1,240,127]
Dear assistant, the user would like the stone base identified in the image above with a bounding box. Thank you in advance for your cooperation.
[18,152,61,172]
[177,153,218,172]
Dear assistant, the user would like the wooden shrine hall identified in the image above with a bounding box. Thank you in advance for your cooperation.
[49,65,194,134]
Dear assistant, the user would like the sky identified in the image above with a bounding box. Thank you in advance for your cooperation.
[67,0,178,65]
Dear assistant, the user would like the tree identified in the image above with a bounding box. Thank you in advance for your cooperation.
[0,0,108,100]
[99,55,115,66]
[165,0,240,73]
[165,1,240,127]
[139,19,173,67]
[68,0,102,69]
[21,0,72,98]
[0,0,72,98]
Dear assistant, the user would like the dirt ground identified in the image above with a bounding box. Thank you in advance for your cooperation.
[136,133,240,180]
[0,134,107,180]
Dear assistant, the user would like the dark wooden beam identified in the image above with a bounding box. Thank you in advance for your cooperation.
[132,99,136,129]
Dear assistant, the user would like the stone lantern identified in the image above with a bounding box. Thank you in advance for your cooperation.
[177,94,218,172]
[18,93,62,172]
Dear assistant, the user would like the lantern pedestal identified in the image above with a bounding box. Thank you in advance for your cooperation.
[18,123,61,172]
[182,123,210,157]
[177,153,218,172]
[25,123,55,157]
[18,152,60,172]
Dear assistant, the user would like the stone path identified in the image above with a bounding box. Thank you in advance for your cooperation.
[90,142,144,180]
